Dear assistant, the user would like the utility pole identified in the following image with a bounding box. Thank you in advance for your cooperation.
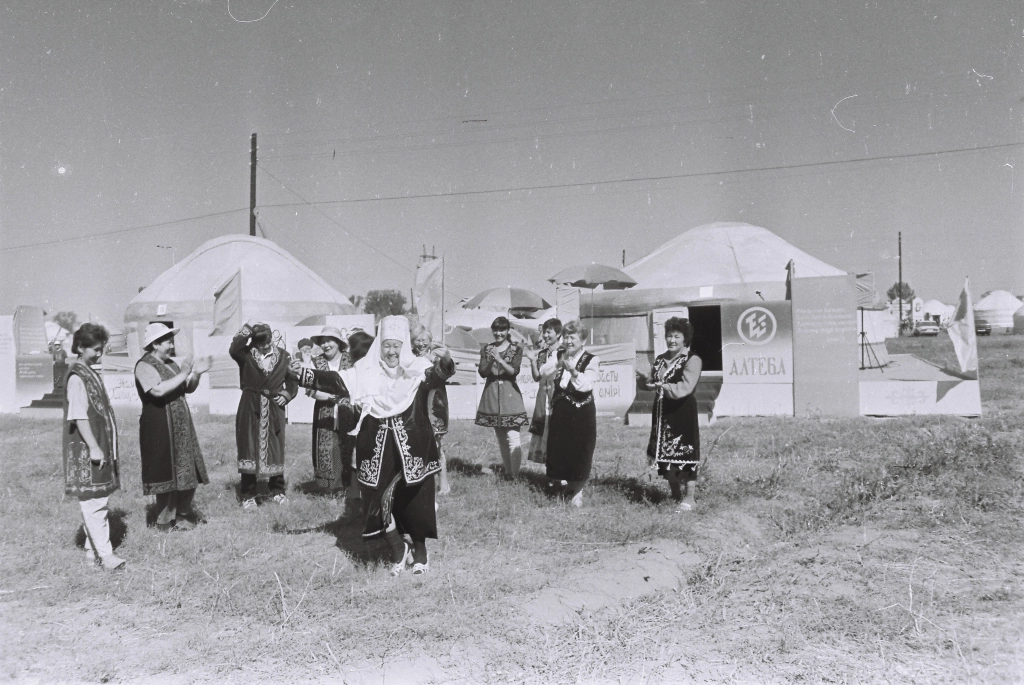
[622,249,626,267]
[898,231,903,336]
[249,133,257,237]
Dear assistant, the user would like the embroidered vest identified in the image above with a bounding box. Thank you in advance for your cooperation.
[553,351,595,407]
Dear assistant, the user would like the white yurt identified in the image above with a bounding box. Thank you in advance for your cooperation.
[974,290,1022,334]
[921,299,954,325]
[124,235,357,358]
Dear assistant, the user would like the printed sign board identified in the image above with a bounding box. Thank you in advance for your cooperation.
[721,302,793,384]
[791,275,859,417]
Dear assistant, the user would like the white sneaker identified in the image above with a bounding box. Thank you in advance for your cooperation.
[242,497,258,510]
[271,493,288,505]
[571,491,583,508]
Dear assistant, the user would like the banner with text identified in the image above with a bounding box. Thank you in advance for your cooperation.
[721,302,793,384]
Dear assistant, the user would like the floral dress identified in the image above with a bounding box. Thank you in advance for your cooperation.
[647,352,702,478]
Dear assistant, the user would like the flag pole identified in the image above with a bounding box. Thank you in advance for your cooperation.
[440,256,445,340]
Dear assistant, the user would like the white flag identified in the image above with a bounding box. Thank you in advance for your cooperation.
[210,269,242,336]
[946,277,978,379]
[413,258,444,340]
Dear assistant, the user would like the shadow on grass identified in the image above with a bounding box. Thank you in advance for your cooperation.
[446,455,489,477]
[591,474,669,504]
[74,508,129,551]
[293,479,349,498]
[272,503,392,566]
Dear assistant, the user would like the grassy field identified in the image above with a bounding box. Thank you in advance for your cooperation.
[2,335,1023,683]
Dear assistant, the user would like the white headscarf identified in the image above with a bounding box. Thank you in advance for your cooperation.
[339,315,431,434]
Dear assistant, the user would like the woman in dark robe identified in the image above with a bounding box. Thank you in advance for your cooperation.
[411,322,451,495]
[307,326,356,494]
[291,315,455,576]
[134,323,211,530]
[63,323,124,570]
[230,321,298,508]
[642,317,703,512]
[545,320,600,508]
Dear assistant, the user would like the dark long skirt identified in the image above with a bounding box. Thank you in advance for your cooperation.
[361,434,437,541]
[545,396,597,482]
[139,401,208,496]
[648,392,700,479]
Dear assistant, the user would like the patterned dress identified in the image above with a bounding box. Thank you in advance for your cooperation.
[62,362,120,501]
[135,353,209,495]
[297,356,456,540]
[545,351,598,482]
[475,342,529,428]
[230,325,298,482]
[647,352,702,478]
[310,351,356,490]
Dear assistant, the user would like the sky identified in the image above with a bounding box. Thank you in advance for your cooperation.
[2,0,1022,327]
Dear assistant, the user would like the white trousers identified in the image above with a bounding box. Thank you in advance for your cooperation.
[79,497,113,559]
[493,428,522,476]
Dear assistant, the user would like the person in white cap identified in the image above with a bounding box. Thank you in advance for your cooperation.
[307,326,357,498]
[63,323,125,570]
[134,322,212,531]
[230,320,298,508]
[290,315,455,576]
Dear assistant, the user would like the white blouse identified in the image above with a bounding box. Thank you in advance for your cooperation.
[557,349,600,393]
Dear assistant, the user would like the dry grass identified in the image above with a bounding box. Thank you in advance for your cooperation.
[1,335,1023,683]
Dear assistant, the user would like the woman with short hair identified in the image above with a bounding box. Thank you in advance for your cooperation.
[63,323,124,569]
[135,323,211,530]
[475,316,529,478]
[291,316,455,575]
[545,320,600,507]
[642,317,702,511]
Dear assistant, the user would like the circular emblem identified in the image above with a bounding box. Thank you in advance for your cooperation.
[736,307,777,346]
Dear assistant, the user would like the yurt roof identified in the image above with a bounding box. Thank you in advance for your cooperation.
[125,235,354,322]
[624,222,846,289]
[922,299,950,313]
[975,290,1022,311]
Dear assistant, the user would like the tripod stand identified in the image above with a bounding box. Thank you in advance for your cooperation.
[859,307,884,371]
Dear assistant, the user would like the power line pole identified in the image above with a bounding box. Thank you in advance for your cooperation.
[898,231,903,336]
[249,132,257,237]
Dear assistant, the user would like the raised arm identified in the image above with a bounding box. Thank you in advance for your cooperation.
[424,348,456,388]
[661,355,702,399]
[229,324,254,362]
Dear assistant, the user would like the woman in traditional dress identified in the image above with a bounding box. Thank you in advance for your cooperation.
[642,317,702,511]
[307,326,357,496]
[135,323,212,531]
[230,321,298,509]
[63,323,124,570]
[290,316,455,576]
[411,323,450,495]
[525,318,562,465]
[545,320,600,508]
[475,316,529,478]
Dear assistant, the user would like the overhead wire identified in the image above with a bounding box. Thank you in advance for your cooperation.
[256,139,1024,208]
[0,207,248,253]
[255,163,413,273]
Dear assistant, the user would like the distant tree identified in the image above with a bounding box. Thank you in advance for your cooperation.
[886,282,914,302]
[348,294,365,311]
[363,290,407,320]
[52,311,78,340]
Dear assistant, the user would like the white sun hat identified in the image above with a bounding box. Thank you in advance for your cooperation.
[143,322,180,349]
